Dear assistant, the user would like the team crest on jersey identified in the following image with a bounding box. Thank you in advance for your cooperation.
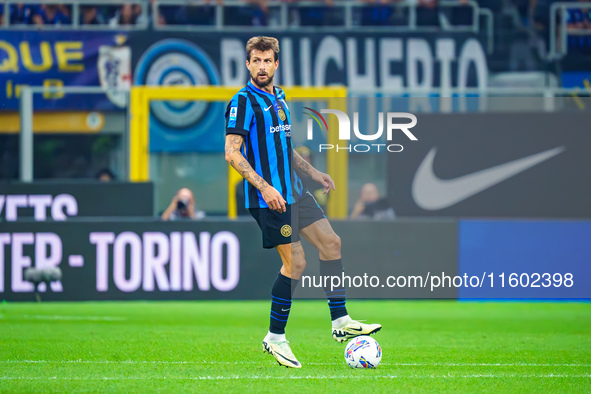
[278,109,287,121]
[280,224,292,237]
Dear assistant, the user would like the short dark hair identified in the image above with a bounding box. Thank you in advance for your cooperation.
[246,36,279,62]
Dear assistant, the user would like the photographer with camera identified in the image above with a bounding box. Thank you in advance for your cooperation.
[161,188,206,221]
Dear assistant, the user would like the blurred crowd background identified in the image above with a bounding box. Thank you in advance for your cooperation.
[1,0,589,32]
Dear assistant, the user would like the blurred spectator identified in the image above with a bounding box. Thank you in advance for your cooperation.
[0,4,37,24]
[415,0,440,27]
[159,0,219,26]
[18,4,38,24]
[32,4,71,25]
[566,0,591,30]
[528,0,560,56]
[239,0,269,26]
[440,0,472,27]
[533,0,558,30]
[357,0,399,26]
[350,183,395,220]
[96,168,116,182]
[161,188,206,221]
[80,6,106,25]
[293,0,342,27]
[513,0,534,27]
[109,3,140,26]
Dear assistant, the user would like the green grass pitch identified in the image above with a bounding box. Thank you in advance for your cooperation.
[0,300,590,392]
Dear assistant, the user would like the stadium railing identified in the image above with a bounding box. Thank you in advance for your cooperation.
[0,0,494,52]
[0,0,149,30]
[549,1,591,59]
[0,1,496,64]
[1,0,482,32]
[151,0,481,32]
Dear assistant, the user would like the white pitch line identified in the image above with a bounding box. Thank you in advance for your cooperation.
[0,374,590,380]
[1,360,590,367]
[16,315,126,321]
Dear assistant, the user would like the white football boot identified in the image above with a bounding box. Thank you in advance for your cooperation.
[332,317,382,343]
[262,340,302,368]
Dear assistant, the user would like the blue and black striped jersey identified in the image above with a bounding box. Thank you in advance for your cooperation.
[225,80,304,209]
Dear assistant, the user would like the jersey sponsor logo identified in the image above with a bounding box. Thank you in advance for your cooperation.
[269,124,291,134]
[280,225,292,237]
[264,104,273,111]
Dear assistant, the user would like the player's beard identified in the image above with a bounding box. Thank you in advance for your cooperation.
[253,72,274,88]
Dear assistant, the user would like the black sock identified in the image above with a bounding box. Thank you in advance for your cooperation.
[269,272,299,334]
[320,259,348,321]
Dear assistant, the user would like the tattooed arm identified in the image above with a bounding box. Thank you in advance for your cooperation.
[225,134,286,212]
[293,149,315,177]
[293,149,336,194]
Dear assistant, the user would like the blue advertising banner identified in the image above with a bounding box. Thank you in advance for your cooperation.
[458,220,591,299]
[561,71,591,89]
[0,31,130,111]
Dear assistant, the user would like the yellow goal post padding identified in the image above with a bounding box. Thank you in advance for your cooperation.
[129,85,348,218]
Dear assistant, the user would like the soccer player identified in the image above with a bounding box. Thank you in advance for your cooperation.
[224,36,381,368]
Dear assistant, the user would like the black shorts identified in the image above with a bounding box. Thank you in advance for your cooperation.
[249,191,326,249]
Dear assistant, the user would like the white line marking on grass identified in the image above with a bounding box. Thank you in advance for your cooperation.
[0,374,590,380]
[16,315,126,321]
[387,363,591,367]
[2,360,590,367]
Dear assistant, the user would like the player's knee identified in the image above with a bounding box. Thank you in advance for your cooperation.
[326,234,341,253]
[284,259,306,278]
[292,258,306,274]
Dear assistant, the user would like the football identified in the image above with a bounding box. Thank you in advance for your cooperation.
[344,335,382,369]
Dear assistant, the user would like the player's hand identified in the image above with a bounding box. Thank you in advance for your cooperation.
[262,186,287,213]
[312,172,336,194]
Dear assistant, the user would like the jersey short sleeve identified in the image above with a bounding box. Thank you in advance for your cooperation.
[225,93,253,136]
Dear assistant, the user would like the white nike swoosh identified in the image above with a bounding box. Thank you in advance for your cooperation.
[264,105,273,111]
[281,308,290,312]
[412,146,565,210]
